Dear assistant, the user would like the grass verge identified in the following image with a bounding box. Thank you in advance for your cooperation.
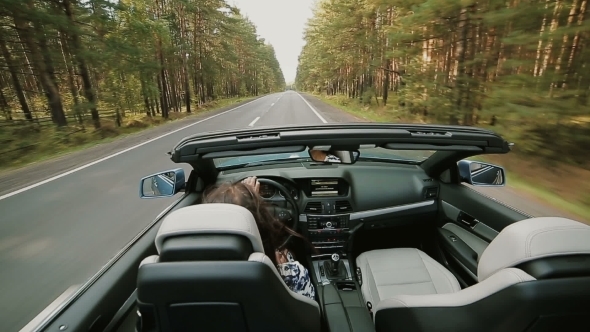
[314,93,590,222]
[0,97,246,173]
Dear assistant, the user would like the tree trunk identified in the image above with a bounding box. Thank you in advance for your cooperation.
[63,0,100,128]
[14,15,67,126]
[0,37,32,120]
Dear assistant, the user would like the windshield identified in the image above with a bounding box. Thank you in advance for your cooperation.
[214,147,436,168]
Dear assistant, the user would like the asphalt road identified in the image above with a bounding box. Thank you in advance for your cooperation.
[0,91,581,331]
[0,91,352,332]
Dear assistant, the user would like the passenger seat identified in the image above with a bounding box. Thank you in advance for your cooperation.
[355,248,460,308]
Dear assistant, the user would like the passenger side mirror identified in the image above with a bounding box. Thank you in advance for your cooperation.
[309,147,360,164]
[458,160,506,186]
[139,168,186,198]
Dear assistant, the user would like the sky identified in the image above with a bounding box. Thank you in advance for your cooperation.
[229,0,315,83]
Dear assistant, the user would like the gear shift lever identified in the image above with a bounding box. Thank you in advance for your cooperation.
[330,252,341,275]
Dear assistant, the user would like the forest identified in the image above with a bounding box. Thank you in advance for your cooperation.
[0,0,285,167]
[295,0,590,169]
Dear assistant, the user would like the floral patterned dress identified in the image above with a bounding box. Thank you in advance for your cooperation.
[276,250,316,300]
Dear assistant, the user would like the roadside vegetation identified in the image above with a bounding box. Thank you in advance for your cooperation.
[295,0,590,220]
[0,97,247,171]
[0,0,285,171]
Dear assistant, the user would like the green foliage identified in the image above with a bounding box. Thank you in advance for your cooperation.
[0,0,285,127]
[296,0,590,169]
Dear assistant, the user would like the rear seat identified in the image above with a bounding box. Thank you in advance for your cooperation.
[355,248,460,308]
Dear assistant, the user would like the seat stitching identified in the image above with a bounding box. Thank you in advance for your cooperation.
[505,269,523,282]
[419,251,455,293]
[415,250,439,294]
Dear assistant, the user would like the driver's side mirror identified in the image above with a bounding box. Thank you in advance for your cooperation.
[458,160,506,186]
[139,168,186,198]
[309,147,360,164]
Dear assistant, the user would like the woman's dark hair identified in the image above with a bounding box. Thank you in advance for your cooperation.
[202,181,316,265]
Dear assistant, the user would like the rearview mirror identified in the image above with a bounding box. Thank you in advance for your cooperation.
[458,160,506,186]
[309,147,360,164]
[139,168,186,198]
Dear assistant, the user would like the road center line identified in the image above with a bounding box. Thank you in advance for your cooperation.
[296,92,328,123]
[0,96,268,201]
[248,117,260,127]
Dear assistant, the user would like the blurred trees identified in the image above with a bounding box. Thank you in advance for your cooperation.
[296,0,590,166]
[0,0,285,128]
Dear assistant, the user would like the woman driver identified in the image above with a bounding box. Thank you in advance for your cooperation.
[202,176,316,300]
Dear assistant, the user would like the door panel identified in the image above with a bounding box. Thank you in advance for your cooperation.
[439,183,530,232]
[441,222,489,257]
[438,228,479,278]
[436,183,531,284]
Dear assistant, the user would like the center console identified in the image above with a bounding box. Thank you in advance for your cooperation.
[305,214,350,252]
[298,178,375,331]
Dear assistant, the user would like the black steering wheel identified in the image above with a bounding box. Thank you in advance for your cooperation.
[236,177,299,249]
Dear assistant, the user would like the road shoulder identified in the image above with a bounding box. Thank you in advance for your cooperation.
[298,92,369,123]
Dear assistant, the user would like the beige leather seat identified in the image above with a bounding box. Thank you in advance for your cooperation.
[356,248,460,307]
[358,217,590,332]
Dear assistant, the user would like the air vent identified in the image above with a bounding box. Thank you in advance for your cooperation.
[335,200,352,212]
[424,187,438,199]
[304,202,322,213]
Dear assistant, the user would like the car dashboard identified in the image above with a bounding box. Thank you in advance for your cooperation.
[216,160,440,254]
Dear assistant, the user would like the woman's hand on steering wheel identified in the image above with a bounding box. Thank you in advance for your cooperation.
[241,176,260,193]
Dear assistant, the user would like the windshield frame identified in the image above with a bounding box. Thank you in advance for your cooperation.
[213,146,437,170]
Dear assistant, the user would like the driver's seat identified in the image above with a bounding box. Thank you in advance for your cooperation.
[137,203,320,332]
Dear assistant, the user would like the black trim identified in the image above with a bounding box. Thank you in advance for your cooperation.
[137,261,321,332]
[320,282,376,332]
[375,277,590,332]
[170,124,511,178]
[159,235,253,262]
[437,228,478,276]
[102,290,137,332]
[516,254,590,280]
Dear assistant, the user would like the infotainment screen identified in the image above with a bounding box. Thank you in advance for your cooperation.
[310,179,339,196]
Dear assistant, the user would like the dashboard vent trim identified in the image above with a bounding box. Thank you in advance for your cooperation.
[304,202,322,213]
[335,200,353,212]
[424,187,439,199]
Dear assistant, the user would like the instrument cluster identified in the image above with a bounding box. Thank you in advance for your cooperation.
[258,182,299,200]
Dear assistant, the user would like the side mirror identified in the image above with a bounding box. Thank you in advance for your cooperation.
[139,168,186,198]
[309,147,360,164]
[458,160,506,186]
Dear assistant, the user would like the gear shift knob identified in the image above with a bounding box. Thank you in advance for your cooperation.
[331,252,341,263]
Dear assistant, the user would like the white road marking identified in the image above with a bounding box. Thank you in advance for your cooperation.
[248,116,260,127]
[296,92,327,123]
[271,103,275,106]
[0,96,267,201]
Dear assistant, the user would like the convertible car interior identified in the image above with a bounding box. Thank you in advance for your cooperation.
[33,124,590,332]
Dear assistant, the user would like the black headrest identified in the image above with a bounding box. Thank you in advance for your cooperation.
[159,234,254,262]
